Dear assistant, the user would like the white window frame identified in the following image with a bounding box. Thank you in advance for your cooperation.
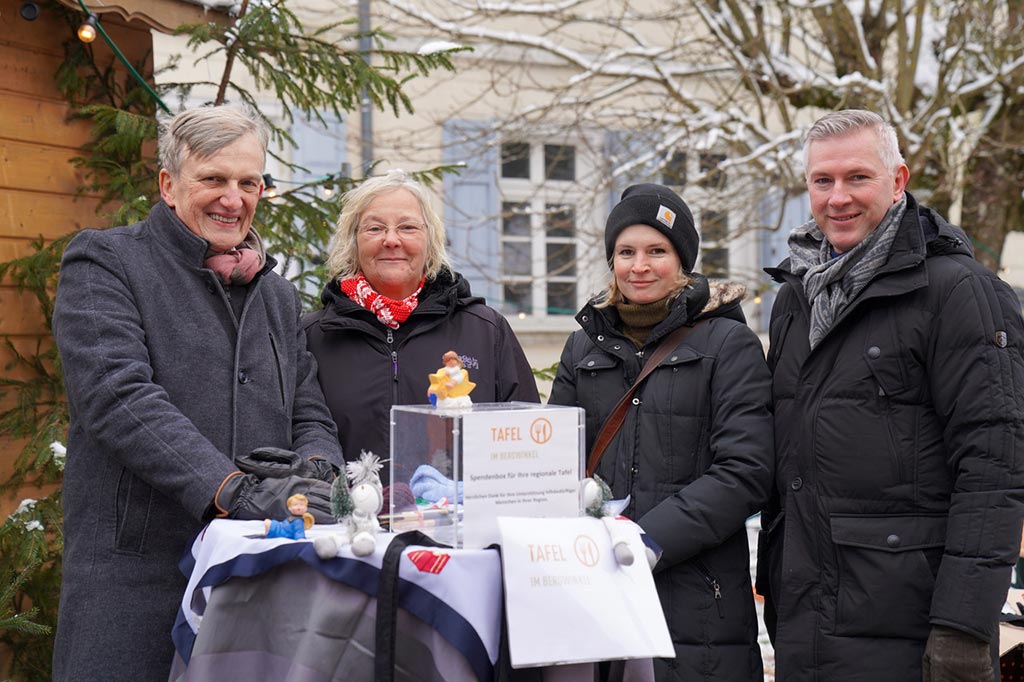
[497,137,601,320]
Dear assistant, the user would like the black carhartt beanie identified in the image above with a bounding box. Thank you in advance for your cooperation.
[604,183,699,272]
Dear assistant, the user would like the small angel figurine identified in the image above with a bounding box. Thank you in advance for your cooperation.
[263,494,315,540]
[427,350,476,408]
[314,451,385,558]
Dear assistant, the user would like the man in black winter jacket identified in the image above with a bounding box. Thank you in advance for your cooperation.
[758,109,1024,681]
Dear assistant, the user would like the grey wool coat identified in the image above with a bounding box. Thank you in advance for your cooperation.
[549,276,774,682]
[51,201,343,681]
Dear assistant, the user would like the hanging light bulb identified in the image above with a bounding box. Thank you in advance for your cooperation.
[77,14,99,43]
[262,173,278,198]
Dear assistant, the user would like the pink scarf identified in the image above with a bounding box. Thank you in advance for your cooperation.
[205,248,262,285]
[339,273,425,329]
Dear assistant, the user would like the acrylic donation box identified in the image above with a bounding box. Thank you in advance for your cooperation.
[389,402,585,548]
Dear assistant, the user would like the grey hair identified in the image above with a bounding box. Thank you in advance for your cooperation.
[802,109,905,177]
[325,169,451,281]
[158,105,270,177]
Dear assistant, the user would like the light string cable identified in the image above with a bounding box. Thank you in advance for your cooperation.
[74,0,171,113]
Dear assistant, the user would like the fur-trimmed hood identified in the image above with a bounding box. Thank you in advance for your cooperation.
[701,279,747,317]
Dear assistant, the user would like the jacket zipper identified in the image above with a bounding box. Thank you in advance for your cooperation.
[387,330,399,408]
[876,385,905,483]
[695,559,724,618]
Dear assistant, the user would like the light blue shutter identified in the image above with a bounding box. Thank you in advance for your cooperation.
[758,191,809,330]
[443,119,500,305]
[288,114,347,296]
[292,114,347,179]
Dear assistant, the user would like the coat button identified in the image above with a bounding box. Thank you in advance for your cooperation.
[886,534,900,548]
[581,315,588,322]
[586,360,595,367]
[238,370,250,384]
[206,282,216,293]
[613,345,621,350]
[867,346,881,359]
[631,397,640,405]
[597,335,605,342]
[790,477,803,491]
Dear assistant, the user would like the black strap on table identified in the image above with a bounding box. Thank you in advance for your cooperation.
[375,530,447,682]
[490,543,541,682]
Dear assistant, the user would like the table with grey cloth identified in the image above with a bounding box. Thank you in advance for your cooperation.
[168,519,654,682]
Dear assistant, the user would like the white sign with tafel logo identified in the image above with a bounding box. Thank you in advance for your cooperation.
[497,516,673,667]
[460,405,582,548]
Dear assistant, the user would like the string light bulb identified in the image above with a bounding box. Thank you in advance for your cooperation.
[77,14,99,43]
[262,173,278,198]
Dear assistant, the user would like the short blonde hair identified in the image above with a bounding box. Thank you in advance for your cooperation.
[325,170,451,281]
[286,494,308,508]
[803,109,905,177]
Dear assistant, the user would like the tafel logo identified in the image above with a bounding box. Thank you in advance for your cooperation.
[529,417,553,444]
[573,534,600,567]
[407,550,451,574]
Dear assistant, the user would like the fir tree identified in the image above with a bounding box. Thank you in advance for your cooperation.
[0,2,465,677]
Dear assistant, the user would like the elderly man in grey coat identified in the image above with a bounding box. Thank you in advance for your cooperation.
[51,105,344,681]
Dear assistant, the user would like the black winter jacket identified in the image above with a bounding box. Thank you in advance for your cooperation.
[303,269,540,482]
[549,276,773,682]
[759,193,1024,682]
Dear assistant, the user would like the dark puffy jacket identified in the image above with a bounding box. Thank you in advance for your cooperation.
[303,269,540,482]
[549,276,773,682]
[759,193,1024,681]
[51,201,342,681]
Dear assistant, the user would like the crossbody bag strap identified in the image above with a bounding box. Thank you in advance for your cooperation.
[585,320,706,477]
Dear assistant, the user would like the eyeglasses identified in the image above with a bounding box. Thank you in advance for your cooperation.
[358,223,426,239]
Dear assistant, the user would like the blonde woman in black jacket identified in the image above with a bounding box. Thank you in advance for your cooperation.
[549,183,773,682]
[303,170,539,484]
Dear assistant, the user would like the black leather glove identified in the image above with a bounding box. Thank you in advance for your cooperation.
[922,625,993,682]
[236,446,338,482]
[214,472,334,524]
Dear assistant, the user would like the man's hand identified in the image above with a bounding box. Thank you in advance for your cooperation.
[236,446,337,482]
[922,625,993,682]
[214,472,334,523]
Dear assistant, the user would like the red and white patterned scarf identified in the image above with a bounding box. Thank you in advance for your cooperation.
[339,273,425,329]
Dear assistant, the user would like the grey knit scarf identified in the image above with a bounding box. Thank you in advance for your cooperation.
[788,195,907,349]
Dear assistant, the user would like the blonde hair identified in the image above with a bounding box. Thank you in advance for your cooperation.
[325,170,451,281]
[592,268,692,309]
[286,494,308,507]
[158,105,269,177]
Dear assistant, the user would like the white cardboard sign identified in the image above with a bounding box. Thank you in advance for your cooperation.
[497,516,674,668]
[461,407,581,547]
